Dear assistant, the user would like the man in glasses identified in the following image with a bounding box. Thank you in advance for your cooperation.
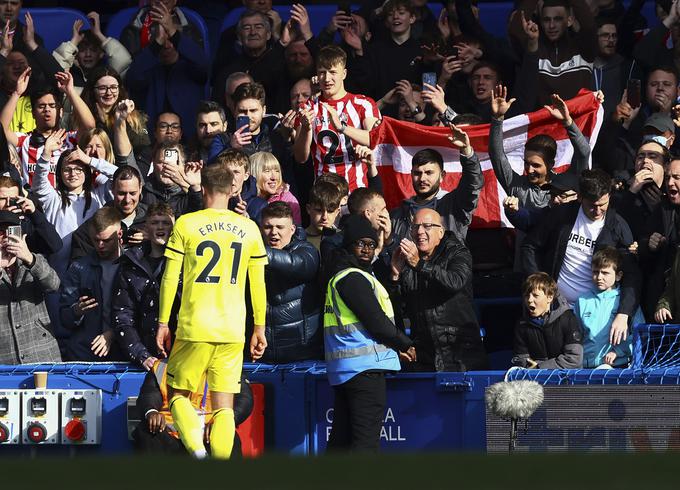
[390,208,487,372]
[153,112,183,145]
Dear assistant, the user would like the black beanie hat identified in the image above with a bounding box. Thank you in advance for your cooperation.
[342,214,379,249]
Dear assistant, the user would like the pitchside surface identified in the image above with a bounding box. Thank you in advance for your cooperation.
[0,453,677,489]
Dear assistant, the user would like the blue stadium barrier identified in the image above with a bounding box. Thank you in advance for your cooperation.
[20,8,90,53]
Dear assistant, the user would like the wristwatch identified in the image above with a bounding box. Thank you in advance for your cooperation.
[439,106,457,124]
[339,121,347,134]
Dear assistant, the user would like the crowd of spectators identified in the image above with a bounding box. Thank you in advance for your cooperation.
[3,0,680,376]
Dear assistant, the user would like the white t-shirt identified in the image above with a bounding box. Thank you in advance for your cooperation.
[557,207,606,306]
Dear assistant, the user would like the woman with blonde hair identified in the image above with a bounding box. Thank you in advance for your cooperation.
[250,152,301,224]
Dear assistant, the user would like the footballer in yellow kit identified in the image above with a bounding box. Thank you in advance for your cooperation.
[155,164,267,459]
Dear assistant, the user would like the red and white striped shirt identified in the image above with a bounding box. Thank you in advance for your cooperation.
[16,131,78,188]
[304,93,379,191]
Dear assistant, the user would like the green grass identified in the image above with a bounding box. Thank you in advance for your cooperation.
[1,453,680,489]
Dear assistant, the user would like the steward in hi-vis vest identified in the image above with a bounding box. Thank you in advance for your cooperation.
[321,214,414,451]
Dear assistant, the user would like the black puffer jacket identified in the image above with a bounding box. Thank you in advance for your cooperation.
[511,293,583,369]
[261,228,323,364]
[393,231,487,371]
[112,243,181,366]
[141,175,202,218]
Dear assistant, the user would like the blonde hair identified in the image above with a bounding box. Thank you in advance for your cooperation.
[78,128,114,164]
[249,151,283,197]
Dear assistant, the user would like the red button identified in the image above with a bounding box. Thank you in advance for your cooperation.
[64,419,86,442]
[27,422,46,443]
[0,422,9,442]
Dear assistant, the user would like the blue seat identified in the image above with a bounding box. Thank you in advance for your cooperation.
[105,6,210,59]
[20,8,89,53]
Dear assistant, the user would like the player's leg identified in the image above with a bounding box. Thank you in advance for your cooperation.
[207,342,243,459]
[167,340,213,458]
[208,391,235,459]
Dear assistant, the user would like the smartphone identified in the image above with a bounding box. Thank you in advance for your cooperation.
[236,115,250,134]
[627,79,641,109]
[8,197,20,207]
[80,287,94,298]
[6,225,21,238]
[338,2,352,17]
[422,72,437,89]
[446,45,459,59]
[163,148,179,166]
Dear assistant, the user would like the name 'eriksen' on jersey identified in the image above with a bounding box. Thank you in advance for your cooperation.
[198,221,247,239]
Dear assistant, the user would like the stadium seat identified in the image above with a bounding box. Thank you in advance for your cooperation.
[20,8,89,53]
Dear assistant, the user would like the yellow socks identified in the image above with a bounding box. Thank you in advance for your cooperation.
[169,395,206,459]
[210,408,235,459]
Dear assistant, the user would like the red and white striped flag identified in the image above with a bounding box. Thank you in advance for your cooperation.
[369,90,604,228]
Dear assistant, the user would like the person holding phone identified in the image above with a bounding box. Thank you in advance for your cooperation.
[344,0,422,102]
[140,141,203,218]
[60,206,125,361]
[0,209,62,365]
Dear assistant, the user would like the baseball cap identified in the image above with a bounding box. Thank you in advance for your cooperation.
[643,113,675,134]
[546,172,580,193]
[0,210,20,226]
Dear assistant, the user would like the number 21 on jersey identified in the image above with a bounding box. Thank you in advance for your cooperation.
[195,240,242,284]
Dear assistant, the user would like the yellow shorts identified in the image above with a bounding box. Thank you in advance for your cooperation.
[166,340,244,394]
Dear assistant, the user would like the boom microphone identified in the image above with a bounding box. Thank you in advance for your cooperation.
[485,380,544,420]
[485,380,544,452]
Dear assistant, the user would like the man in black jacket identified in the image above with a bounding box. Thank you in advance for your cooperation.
[71,165,147,260]
[390,208,487,371]
[112,202,180,370]
[259,201,322,363]
[521,168,640,347]
[390,124,483,245]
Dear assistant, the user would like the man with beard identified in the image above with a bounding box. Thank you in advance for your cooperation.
[390,124,482,245]
[190,101,227,162]
[591,17,634,118]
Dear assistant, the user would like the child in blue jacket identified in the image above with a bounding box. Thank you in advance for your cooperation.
[575,247,644,368]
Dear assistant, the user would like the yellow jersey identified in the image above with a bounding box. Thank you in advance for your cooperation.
[164,208,268,343]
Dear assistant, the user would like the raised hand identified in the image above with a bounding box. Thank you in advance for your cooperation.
[23,12,37,51]
[55,71,75,96]
[439,55,464,83]
[71,18,84,45]
[437,8,451,40]
[395,80,415,106]
[491,84,516,119]
[447,123,473,156]
[544,93,572,126]
[183,161,203,189]
[341,26,363,53]
[150,1,176,37]
[115,99,135,122]
[66,146,93,166]
[42,128,67,160]
[421,82,447,114]
[520,11,539,51]
[503,196,520,212]
[87,12,105,41]
[0,20,13,57]
[328,10,353,33]
[290,3,312,40]
[230,124,252,149]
